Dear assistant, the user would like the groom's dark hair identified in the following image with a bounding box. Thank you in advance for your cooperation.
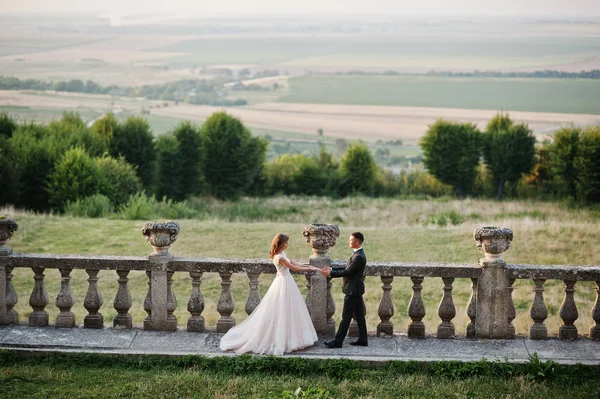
[351,232,364,244]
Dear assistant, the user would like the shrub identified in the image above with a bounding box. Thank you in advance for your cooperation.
[118,192,198,220]
[64,194,113,218]
[96,156,142,206]
[46,147,102,210]
[338,142,379,196]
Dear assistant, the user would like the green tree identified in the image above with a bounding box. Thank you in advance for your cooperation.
[419,119,481,197]
[263,154,329,196]
[48,112,108,157]
[155,133,182,200]
[0,112,17,138]
[10,123,57,210]
[0,135,18,205]
[315,147,340,196]
[92,112,120,142]
[338,142,378,196]
[173,122,203,199]
[200,112,267,199]
[575,126,600,203]
[96,156,142,206]
[482,113,536,199]
[110,116,156,190]
[46,147,102,210]
[549,125,582,200]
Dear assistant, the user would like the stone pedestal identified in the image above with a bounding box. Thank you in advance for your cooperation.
[473,226,514,339]
[475,259,512,338]
[142,221,179,331]
[303,223,340,336]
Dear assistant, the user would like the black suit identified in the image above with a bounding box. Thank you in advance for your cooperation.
[330,248,367,344]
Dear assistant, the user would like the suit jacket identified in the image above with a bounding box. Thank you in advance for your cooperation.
[330,248,366,296]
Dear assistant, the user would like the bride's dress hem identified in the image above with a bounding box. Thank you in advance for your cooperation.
[219,252,318,356]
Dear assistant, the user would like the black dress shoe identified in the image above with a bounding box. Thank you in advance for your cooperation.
[324,340,343,348]
[350,340,368,346]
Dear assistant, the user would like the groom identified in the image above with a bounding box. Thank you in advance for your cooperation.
[321,232,368,348]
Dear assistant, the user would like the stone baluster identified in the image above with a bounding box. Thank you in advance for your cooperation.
[166,271,177,330]
[437,277,455,339]
[0,218,18,325]
[142,220,179,331]
[305,274,312,312]
[408,276,425,338]
[83,269,103,328]
[473,226,513,339]
[466,278,477,338]
[4,267,18,324]
[245,272,261,315]
[187,271,205,332]
[326,277,336,335]
[506,278,516,339]
[55,268,76,327]
[529,279,548,339]
[377,276,394,337]
[559,280,578,340]
[303,223,340,336]
[217,271,235,332]
[29,267,49,326]
[113,270,132,329]
[591,281,600,340]
[143,270,152,329]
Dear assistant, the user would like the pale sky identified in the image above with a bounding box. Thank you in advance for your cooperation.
[0,0,598,18]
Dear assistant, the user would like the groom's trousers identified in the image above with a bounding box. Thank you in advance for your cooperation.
[334,294,367,343]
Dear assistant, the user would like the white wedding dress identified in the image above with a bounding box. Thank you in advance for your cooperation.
[219,252,318,355]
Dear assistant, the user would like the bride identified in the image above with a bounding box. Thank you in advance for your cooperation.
[219,233,320,355]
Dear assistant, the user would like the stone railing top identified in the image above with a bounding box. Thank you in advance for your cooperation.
[0,253,149,270]
[507,264,600,281]
[2,253,599,281]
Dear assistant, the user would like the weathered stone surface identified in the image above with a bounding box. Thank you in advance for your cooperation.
[142,221,179,255]
[0,326,136,349]
[130,330,208,352]
[1,325,599,364]
[473,226,513,261]
[396,337,529,362]
[0,218,18,256]
[476,260,511,339]
[302,224,340,258]
[508,265,600,281]
[524,339,600,363]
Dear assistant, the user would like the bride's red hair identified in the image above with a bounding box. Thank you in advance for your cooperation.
[269,233,289,259]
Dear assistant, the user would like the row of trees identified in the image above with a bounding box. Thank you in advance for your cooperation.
[0,110,384,211]
[0,111,269,211]
[1,110,600,213]
[0,76,247,106]
[420,113,600,203]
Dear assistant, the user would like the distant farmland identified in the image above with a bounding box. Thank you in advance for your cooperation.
[280,75,600,115]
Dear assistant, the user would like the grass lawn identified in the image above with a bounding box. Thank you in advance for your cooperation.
[1,352,599,398]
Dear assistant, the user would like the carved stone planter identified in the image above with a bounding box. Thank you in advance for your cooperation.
[0,218,18,256]
[302,223,340,257]
[473,226,513,262]
[142,221,180,256]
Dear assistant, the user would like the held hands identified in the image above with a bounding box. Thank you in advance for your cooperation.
[320,267,331,277]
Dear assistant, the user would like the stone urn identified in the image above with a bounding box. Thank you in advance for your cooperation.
[473,226,513,262]
[0,217,18,255]
[302,223,340,257]
[142,221,180,256]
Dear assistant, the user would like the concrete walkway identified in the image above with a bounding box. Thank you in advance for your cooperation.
[1,325,599,365]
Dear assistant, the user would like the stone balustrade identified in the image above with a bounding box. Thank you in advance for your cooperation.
[1,219,600,342]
